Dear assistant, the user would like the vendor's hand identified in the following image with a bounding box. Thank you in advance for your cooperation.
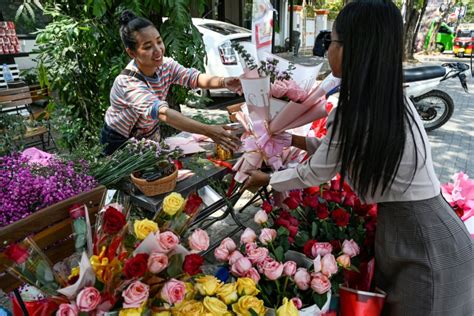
[206,125,241,152]
[242,170,271,192]
[224,77,242,95]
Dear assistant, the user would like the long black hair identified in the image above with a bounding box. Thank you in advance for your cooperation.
[119,10,154,50]
[330,0,426,197]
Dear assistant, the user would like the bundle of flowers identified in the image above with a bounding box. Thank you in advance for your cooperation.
[0,152,97,227]
[90,137,178,188]
[230,44,340,184]
[253,176,378,293]
[169,275,268,315]
[213,221,352,313]
[2,191,209,315]
[441,171,474,238]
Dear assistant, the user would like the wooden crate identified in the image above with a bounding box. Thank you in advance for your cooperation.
[0,186,107,292]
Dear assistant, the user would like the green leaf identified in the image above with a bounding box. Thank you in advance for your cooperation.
[294,231,309,248]
[92,0,106,17]
[313,292,328,309]
[249,309,259,316]
[312,221,318,238]
[274,246,284,262]
[277,226,289,237]
[167,254,184,277]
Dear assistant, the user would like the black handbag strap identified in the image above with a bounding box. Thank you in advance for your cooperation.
[120,69,151,88]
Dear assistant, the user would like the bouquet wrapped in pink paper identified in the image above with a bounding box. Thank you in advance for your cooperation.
[231,44,341,183]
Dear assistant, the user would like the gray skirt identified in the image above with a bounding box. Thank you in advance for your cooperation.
[375,194,474,315]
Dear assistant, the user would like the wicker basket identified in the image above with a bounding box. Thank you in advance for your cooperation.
[130,167,178,197]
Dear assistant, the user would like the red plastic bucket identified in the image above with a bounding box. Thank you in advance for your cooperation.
[339,286,386,316]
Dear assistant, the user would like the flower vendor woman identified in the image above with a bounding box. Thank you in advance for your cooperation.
[101,10,241,155]
[244,1,474,315]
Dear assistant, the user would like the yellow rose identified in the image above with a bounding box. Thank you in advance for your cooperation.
[216,283,239,305]
[236,277,259,296]
[171,300,204,316]
[203,296,232,316]
[232,295,266,316]
[133,218,159,240]
[152,311,171,316]
[184,282,196,300]
[119,307,143,316]
[195,275,222,296]
[276,297,298,316]
[163,192,185,216]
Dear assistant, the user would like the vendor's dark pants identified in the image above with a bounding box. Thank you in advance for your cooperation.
[100,124,128,156]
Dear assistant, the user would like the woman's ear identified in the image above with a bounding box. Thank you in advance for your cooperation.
[125,47,136,59]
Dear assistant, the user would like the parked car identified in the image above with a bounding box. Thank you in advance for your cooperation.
[191,18,257,98]
[453,28,474,58]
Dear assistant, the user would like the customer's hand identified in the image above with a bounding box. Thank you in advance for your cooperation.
[205,125,241,152]
[223,77,243,95]
[242,170,271,192]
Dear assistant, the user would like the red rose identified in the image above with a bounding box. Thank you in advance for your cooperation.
[102,206,126,235]
[287,225,298,238]
[289,191,302,204]
[184,193,203,216]
[303,194,319,208]
[316,204,329,219]
[124,253,149,279]
[454,205,464,218]
[4,243,29,264]
[331,208,350,227]
[303,186,320,196]
[183,254,204,276]
[261,201,273,214]
[173,159,183,170]
[284,197,299,209]
[343,193,357,208]
[303,239,317,258]
[330,179,341,191]
[329,240,341,253]
[68,203,86,219]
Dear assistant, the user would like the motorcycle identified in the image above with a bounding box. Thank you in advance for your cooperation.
[404,62,470,131]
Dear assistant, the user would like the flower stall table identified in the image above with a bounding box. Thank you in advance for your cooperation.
[125,157,267,255]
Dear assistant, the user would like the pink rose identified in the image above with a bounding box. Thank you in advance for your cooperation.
[285,80,308,102]
[220,237,237,252]
[311,242,333,258]
[188,229,209,252]
[240,228,257,244]
[228,250,244,265]
[245,267,261,284]
[256,256,273,274]
[76,287,101,312]
[161,279,186,305]
[294,268,311,290]
[262,260,284,280]
[247,247,269,264]
[311,272,331,294]
[283,261,297,276]
[337,254,351,268]
[313,255,321,273]
[156,231,179,253]
[122,280,149,308]
[148,252,169,274]
[342,239,360,258]
[231,257,252,277]
[321,254,338,277]
[56,303,78,316]
[245,242,257,253]
[214,246,230,262]
[271,80,289,98]
[291,297,303,310]
[254,210,268,225]
[259,228,277,245]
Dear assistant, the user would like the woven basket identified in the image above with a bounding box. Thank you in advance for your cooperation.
[130,167,178,197]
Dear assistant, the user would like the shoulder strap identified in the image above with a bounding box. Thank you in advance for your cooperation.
[120,69,151,88]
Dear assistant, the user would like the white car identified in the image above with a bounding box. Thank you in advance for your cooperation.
[192,18,257,98]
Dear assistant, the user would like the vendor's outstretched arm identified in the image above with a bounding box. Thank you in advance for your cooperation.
[158,107,240,151]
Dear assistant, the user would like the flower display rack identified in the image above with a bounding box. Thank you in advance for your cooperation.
[0,185,106,292]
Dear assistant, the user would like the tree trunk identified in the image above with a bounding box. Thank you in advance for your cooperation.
[411,0,428,57]
[404,5,419,61]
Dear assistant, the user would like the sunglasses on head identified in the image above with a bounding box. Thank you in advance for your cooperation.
[323,33,343,51]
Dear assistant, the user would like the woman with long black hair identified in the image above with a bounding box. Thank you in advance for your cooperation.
[244,0,473,314]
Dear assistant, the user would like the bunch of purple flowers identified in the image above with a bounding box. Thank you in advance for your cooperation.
[0,153,97,227]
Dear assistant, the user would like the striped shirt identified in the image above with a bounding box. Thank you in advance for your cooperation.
[105,58,200,138]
